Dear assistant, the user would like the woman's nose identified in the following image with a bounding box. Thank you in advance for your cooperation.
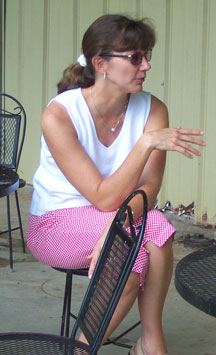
[140,57,151,71]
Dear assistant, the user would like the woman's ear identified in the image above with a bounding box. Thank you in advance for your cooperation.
[91,56,108,76]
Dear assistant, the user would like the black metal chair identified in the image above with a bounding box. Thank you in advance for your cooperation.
[55,267,141,348]
[0,92,27,270]
[53,267,89,338]
[0,189,148,354]
[54,191,148,348]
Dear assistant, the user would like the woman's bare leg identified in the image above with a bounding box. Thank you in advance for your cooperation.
[79,237,173,353]
[79,271,140,344]
[137,238,173,355]
[101,271,140,343]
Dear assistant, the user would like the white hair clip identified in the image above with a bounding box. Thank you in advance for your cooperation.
[77,54,87,67]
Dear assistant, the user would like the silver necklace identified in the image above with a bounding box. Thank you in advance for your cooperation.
[90,88,128,132]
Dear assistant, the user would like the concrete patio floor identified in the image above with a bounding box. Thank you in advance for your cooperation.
[0,185,216,354]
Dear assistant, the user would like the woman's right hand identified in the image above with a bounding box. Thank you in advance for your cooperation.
[87,214,115,279]
[87,236,105,279]
[143,127,206,159]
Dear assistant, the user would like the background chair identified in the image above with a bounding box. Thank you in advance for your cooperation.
[175,244,216,317]
[0,92,27,269]
[0,189,148,354]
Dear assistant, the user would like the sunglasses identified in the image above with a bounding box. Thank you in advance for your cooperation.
[100,50,152,65]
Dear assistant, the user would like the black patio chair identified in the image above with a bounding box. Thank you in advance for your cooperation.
[0,189,148,354]
[0,92,27,270]
[54,190,148,348]
[54,266,141,348]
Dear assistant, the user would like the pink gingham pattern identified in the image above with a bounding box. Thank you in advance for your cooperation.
[26,207,175,290]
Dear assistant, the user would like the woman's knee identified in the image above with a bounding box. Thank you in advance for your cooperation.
[162,237,173,258]
[146,237,173,254]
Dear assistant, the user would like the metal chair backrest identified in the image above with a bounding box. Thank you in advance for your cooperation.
[71,189,148,354]
[0,93,26,170]
[0,190,147,354]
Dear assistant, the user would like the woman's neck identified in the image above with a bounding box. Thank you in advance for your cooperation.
[83,84,129,119]
[81,84,129,147]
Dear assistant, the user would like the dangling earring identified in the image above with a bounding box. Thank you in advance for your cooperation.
[104,72,107,80]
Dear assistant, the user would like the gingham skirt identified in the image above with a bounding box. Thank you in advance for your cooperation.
[26,207,175,290]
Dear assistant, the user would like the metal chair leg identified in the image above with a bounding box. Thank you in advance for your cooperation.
[6,195,14,271]
[0,190,25,266]
[65,271,72,338]
[14,190,25,253]
[104,321,140,348]
[60,270,73,337]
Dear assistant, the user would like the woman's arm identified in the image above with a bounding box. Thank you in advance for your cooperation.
[113,96,167,219]
[41,101,152,211]
[41,98,205,212]
[136,95,168,209]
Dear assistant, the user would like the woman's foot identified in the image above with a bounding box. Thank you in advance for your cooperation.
[129,337,143,354]
[129,337,168,355]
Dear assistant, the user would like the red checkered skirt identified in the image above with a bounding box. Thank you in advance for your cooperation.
[26,207,175,290]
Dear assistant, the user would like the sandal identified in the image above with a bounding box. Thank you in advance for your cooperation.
[128,337,168,355]
[129,337,143,354]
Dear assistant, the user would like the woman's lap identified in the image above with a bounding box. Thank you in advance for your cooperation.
[26,206,176,290]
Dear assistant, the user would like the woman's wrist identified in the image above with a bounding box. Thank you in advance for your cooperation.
[140,132,155,153]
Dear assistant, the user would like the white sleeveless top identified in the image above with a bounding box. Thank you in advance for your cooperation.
[30,88,151,215]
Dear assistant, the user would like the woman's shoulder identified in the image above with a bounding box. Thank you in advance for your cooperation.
[51,87,81,106]
[42,89,82,130]
[131,90,151,102]
[129,91,151,112]
[133,91,167,111]
[146,95,169,129]
[150,94,168,115]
